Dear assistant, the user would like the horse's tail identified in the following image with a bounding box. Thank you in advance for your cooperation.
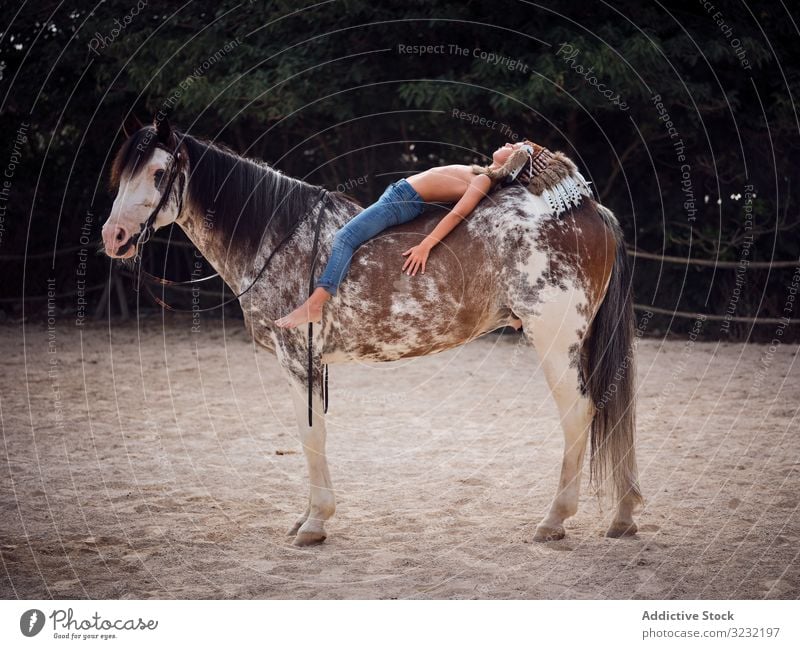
[583,206,643,510]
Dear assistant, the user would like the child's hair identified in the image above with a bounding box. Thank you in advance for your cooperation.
[471,140,546,190]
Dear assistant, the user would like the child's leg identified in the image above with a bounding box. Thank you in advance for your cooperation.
[316,193,404,294]
[275,186,404,328]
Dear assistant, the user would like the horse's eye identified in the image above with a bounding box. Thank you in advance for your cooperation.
[154,170,165,187]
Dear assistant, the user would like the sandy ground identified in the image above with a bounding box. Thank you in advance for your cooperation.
[1,317,798,600]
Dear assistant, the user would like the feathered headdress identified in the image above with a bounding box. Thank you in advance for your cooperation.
[472,141,593,214]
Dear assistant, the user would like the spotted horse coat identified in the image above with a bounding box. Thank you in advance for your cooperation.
[104,121,643,546]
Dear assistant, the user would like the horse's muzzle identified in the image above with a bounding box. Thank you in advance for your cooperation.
[112,236,138,259]
[102,221,140,259]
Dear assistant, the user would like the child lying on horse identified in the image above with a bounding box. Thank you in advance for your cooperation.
[275,140,538,328]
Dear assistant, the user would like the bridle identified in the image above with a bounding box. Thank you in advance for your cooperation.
[123,139,330,424]
[118,141,186,263]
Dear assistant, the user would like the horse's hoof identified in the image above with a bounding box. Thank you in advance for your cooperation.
[533,525,566,542]
[287,521,304,536]
[606,521,638,538]
[293,531,326,546]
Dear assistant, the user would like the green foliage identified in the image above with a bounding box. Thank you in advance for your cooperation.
[1,0,797,338]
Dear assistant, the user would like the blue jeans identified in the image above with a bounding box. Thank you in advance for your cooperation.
[316,179,425,295]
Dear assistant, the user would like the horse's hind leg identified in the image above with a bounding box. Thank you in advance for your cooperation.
[522,311,593,542]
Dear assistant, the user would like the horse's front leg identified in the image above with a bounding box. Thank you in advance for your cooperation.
[276,340,335,546]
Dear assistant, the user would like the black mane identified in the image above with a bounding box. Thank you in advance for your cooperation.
[111,126,328,259]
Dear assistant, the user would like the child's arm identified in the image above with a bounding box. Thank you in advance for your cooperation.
[401,174,492,275]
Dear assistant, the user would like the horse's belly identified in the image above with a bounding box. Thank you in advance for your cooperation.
[322,320,500,363]
[316,204,521,364]
[322,323,504,363]
[322,267,509,364]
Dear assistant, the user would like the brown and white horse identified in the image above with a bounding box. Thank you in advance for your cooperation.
[102,118,643,545]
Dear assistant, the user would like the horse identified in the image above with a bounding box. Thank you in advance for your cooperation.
[101,117,643,546]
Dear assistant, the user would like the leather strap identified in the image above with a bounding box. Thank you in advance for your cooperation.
[306,198,327,426]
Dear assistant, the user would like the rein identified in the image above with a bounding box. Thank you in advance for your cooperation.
[306,202,328,426]
[127,144,330,426]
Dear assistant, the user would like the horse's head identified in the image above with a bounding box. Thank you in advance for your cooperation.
[102,116,187,259]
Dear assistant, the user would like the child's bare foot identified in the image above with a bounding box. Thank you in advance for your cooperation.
[275,288,331,329]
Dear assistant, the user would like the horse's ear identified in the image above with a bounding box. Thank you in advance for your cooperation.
[123,114,143,138]
[154,117,173,145]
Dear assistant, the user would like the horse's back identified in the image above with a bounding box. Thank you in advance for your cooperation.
[322,202,506,361]
[322,187,618,362]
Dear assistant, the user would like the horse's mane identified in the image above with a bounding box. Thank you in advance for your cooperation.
[111,126,338,259]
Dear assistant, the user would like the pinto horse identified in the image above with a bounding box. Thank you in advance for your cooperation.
[102,118,643,545]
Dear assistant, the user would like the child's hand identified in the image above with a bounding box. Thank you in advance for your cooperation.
[401,244,431,276]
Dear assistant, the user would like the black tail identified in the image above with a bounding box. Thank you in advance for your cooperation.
[583,224,643,510]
